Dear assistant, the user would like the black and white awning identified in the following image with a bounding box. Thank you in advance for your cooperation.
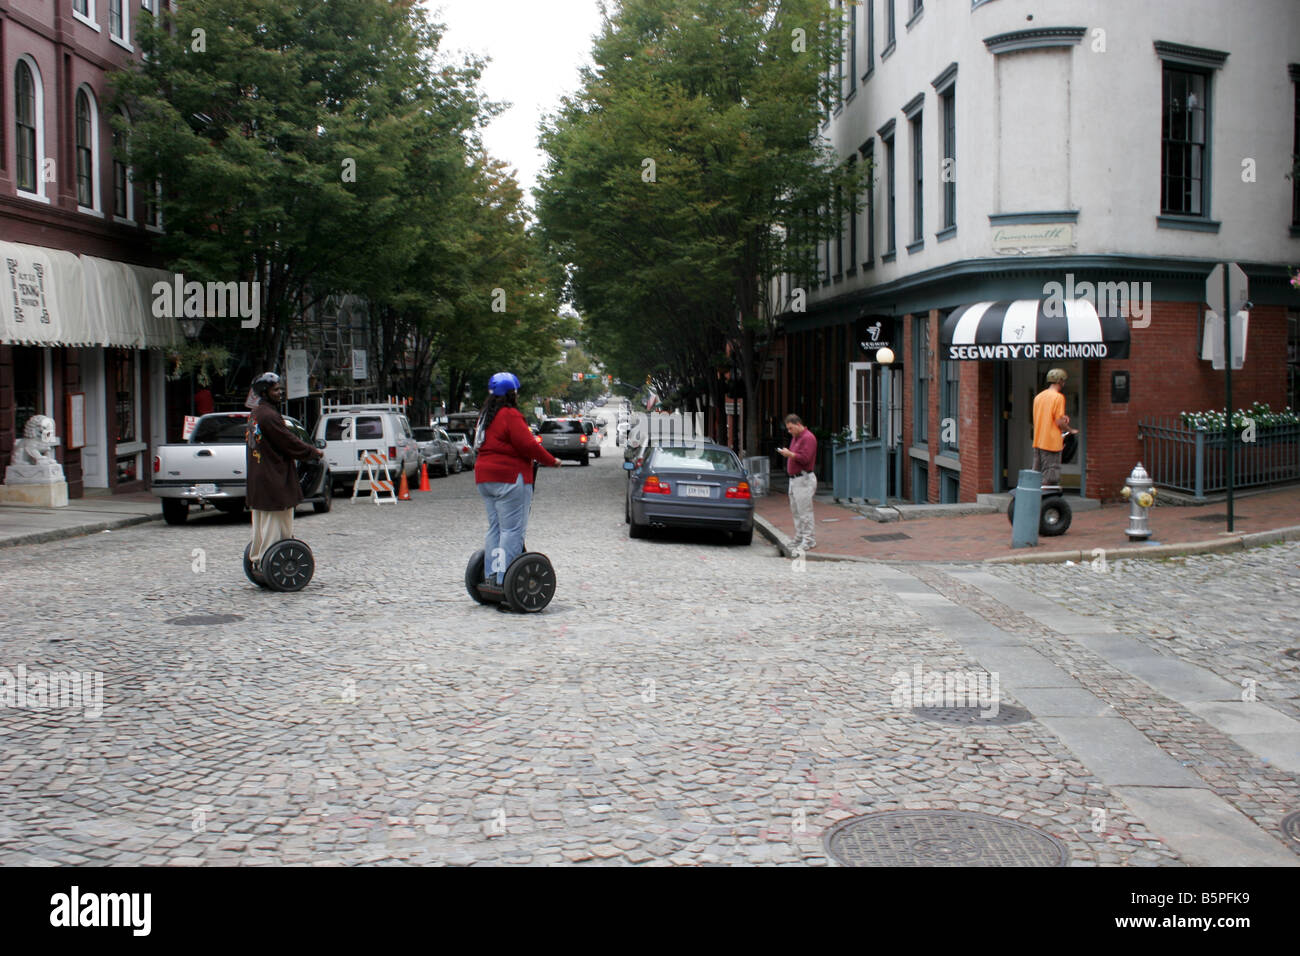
[940,299,1130,361]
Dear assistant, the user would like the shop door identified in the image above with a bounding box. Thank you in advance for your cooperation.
[77,349,108,488]
[1003,360,1083,491]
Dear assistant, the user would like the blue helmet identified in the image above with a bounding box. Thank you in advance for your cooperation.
[488,372,521,396]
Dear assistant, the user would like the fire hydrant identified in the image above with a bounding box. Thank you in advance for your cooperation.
[1120,463,1158,541]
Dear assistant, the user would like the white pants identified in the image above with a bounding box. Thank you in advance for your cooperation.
[788,472,817,549]
[250,508,294,563]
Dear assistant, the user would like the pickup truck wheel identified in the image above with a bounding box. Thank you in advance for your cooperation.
[162,498,189,525]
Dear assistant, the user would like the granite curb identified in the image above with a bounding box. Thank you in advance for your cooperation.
[753,513,1300,566]
[0,512,161,550]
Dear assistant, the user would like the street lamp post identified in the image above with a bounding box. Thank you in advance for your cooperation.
[876,347,895,505]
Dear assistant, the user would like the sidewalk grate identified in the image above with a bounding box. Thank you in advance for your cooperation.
[911,704,1033,726]
[863,532,911,542]
[824,810,1069,866]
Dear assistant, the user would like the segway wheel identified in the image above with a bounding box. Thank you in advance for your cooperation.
[465,549,489,604]
[261,538,314,592]
[243,543,269,588]
[1040,497,1072,536]
[502,552,556,613]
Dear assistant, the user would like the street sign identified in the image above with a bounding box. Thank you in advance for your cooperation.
[1205,263,1248,316]
[1201,311,1248,370]
[572,372,582,382]
[285,349,309,399]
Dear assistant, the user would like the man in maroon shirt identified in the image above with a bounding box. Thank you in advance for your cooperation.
[777,413,818,554]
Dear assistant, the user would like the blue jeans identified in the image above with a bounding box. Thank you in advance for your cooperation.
[478,475,532,584]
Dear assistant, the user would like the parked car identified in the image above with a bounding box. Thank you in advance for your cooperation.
[152,412,331,524]
[412,426,458,476]
[624,442,754,545]
[446,431,476,470]
[315,404,420,494]
[538,418,594,465]
[580,417,604,458]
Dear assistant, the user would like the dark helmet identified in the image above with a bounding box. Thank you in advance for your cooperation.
[488,371,521,396]
[251,372,281,396]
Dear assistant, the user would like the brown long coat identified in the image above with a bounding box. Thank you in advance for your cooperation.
[246,402,317,511]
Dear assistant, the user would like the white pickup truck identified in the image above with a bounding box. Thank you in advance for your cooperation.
[151,411,331,525]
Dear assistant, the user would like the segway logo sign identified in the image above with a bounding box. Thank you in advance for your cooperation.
[151,273,260,328]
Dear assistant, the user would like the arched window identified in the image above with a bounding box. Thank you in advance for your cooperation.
[75,87,100,211]
[113,111,133,220]
[14,59,43,198]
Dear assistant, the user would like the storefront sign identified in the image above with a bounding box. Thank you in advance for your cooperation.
[856,315,891,358]
[946,341,1115,361]
[285,349,309,399]
[66,393,86,449]
[991,223,1075,255]
[182,415,199,439]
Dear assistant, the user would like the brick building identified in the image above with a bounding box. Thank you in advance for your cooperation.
[1,0,178,500]
[767,0,1300,502]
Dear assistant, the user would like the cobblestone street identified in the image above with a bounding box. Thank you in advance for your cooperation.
[0,455,1296,866]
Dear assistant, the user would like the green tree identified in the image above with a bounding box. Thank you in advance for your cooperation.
[536,0,866,452]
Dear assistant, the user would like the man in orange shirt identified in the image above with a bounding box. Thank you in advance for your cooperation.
[1032,368,1079,487]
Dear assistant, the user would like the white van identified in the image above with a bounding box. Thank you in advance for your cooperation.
[313,401,420,493]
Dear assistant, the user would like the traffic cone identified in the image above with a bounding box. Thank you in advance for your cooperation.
[418,461,430,492]
[398,469,412,501]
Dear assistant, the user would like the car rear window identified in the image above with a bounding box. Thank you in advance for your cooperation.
[412,427,434,442]
[651,448,740,472]
[324,415,383,440]
[540,421,584,434]
[447,433,467,444]
[191,414,249,444]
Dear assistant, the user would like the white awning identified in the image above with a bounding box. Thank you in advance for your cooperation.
[0,240,179,349]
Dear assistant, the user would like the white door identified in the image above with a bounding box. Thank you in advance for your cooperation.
[848,362,876,438]
[78,348,108,488]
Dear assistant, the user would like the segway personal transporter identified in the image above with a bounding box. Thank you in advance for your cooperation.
[1005,432,1077,537]
[465,462,556,613]
[243,539,315,592]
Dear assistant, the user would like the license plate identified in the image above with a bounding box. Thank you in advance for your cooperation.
[681,484,711,498]
[196,483,217,496]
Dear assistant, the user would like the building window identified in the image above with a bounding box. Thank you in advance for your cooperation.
[12,347,43,433]
[940,357,959,454]
[914,316,930,444]
[860,140,875,267]
[15,60,40,195]
[1161,66,1209,216]
[76,89,97,209]
[886,0,895,51]
[834,1,845,109]
[846,155,858,274]
[112,348,136,445]
[74,0,90,14]
[864,0,875,79]
[1292,69,1299,228]
[884,132,896,256]
[852,364,877,439]
[109,0,124,39]
[113,115,132,220]
[846,0,856,93]
[835,181,844,278]
[941,88,956,230]
[910,112,923,243]
[144,179,162,228]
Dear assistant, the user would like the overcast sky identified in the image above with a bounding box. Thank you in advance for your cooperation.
[428,1,607,205]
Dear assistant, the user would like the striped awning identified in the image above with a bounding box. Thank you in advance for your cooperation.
[940,299,1129,361]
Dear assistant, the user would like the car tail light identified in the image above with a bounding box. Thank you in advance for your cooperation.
[389,446,397,461]
[725,482,751,499]
[579,434,588,443]
[153,456,161,474]
[643,475,671,494]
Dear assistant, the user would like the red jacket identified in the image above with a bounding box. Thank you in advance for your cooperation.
[474,406,558,484]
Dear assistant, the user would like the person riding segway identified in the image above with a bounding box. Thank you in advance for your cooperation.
[465,372,561,613]
[1007,367,1079,536]
[243,372,325,591]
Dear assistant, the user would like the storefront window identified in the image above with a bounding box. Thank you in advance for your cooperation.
[1288,310,1299,411]
[111,348,136,443]
[12,346,42,431]
[940,358,959,453]
[914,317,930,444]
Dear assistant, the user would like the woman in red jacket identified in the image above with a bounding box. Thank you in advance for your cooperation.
[474,372,559,586]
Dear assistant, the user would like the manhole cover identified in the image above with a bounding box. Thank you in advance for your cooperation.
[1188,513,1248,522]
[1284,649,1300,662]
[1282,812,1300,843]
[863,532,910,542]
[911,704,1033,725]
[166,614,244,626]
[825,810,1069,866]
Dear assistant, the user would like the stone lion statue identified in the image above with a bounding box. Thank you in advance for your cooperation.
[11,415,59,465]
